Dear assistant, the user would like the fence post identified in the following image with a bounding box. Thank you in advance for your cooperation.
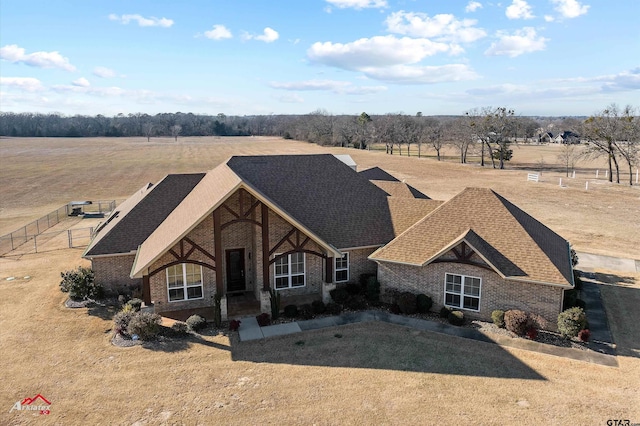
[34,235,37,253]
[559,178,562,187]
[68,230,72,248]
[596,170,599,178]
[586,181,589,191]
[572,170,576,178]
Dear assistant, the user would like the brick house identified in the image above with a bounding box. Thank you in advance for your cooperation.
[83,154,573,325]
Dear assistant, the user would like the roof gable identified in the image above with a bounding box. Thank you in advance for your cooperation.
[370,187,573,287]
[359,166,400,182]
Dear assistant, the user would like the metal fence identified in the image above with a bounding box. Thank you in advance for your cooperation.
[0,200,115,256]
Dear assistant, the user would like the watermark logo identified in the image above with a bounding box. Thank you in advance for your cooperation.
[9,394,51,415]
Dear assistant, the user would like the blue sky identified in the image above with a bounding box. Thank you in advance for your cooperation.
[1,0,638,116]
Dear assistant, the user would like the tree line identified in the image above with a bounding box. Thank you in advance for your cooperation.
[1,104,637,184]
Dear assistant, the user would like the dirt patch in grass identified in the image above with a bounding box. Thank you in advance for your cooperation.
[2,249,640,424]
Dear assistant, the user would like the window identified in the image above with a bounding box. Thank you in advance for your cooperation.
[335,253,349,283]
[166,263,203,302]
[274,252,305,289]
[444,273,481,311]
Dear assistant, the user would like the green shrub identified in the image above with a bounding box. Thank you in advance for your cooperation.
[504,310,529,335]
[186,314,207,332]
[283,304,299,318]
[311,300,326,314]
[365,276,381,302]
[213,292,222,327]
[269,288,281,320]
[416,294,433,313]
[126,298,143,312]
[330,287,349,304]
[439,306,452,318]
[298,304,314,320]
[326,302,342,315]
[345,282,362,295]
[491,310,505,328]
[345,295,367,311]
[170,321,189,336]
[60,267,102,301]
[397,292,417,315]
[448,311,465,326]
[557,307,587,338]
[359,273,376,289]
[127,312,162,341]
[113,310,135,336]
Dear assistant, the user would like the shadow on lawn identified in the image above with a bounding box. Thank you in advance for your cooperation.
[141,332,232,353]
[230,322,547,380]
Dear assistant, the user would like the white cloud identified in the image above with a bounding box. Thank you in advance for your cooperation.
[325,0,387,10]
[93,66,117,78]
[550,0,590,19]
[361,64,479,84]
[465,1,483,13]
[308,35,453,70]
[0,77,45,92]
[72,77,90,87]
[254,27,279,43]
[0,44,76,71]
[51,84,126,96]
[544,15,555,22]
[485,27,548,57]
[385,11,486,43]
[506,0,535,19]
[204,25,232,40]
[269,79,387,95]
[108,14,174,28]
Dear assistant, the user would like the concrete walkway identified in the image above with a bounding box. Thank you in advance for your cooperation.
[576,251,639,273]
[236,310,617,367]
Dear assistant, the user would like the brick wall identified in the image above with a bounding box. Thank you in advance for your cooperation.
[377,258,564,329]
[92,254,141,296]
[335,247,378,284]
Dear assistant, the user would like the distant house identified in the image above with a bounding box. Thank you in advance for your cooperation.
[84,154,573,327]
[538,131,554,143]
[554,131,581,144]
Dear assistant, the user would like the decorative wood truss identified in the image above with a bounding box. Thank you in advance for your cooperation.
[432,241,493,271]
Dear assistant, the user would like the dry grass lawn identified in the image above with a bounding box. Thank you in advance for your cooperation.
[1,136,639,424]
[1,250,639,424]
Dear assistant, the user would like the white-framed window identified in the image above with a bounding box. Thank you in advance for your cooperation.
[166,263,203,302]
[444,273,481,311]
[274,252,305,289]
[335,252,349,283]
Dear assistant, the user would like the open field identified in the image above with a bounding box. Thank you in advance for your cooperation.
[1,136,639,424]
[1,249,639,424]
[1,136,638,258]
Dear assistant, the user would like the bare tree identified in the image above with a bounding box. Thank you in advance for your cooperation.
[142,122,153,142]
[615,105,639,185]
[421,117,444,160]
[170,124,182,142]
[556,143,584,177]
[583,104,623,183]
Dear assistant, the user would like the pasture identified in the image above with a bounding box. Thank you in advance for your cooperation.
[1,136,639,424]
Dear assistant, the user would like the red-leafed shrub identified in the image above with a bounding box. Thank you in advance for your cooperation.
[526,327,538,340]
[504,310,529,335]
[229,320,241,331]
[578,329,591,342]
[256,313,271,327]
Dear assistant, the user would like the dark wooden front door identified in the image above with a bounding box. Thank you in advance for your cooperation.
[226,249,246,293]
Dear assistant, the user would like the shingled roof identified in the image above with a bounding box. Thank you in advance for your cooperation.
[84,173,205,257]
[370,187,573,287]
[227,155,396,249]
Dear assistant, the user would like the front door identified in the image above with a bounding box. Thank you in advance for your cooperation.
[226,248,246,293]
